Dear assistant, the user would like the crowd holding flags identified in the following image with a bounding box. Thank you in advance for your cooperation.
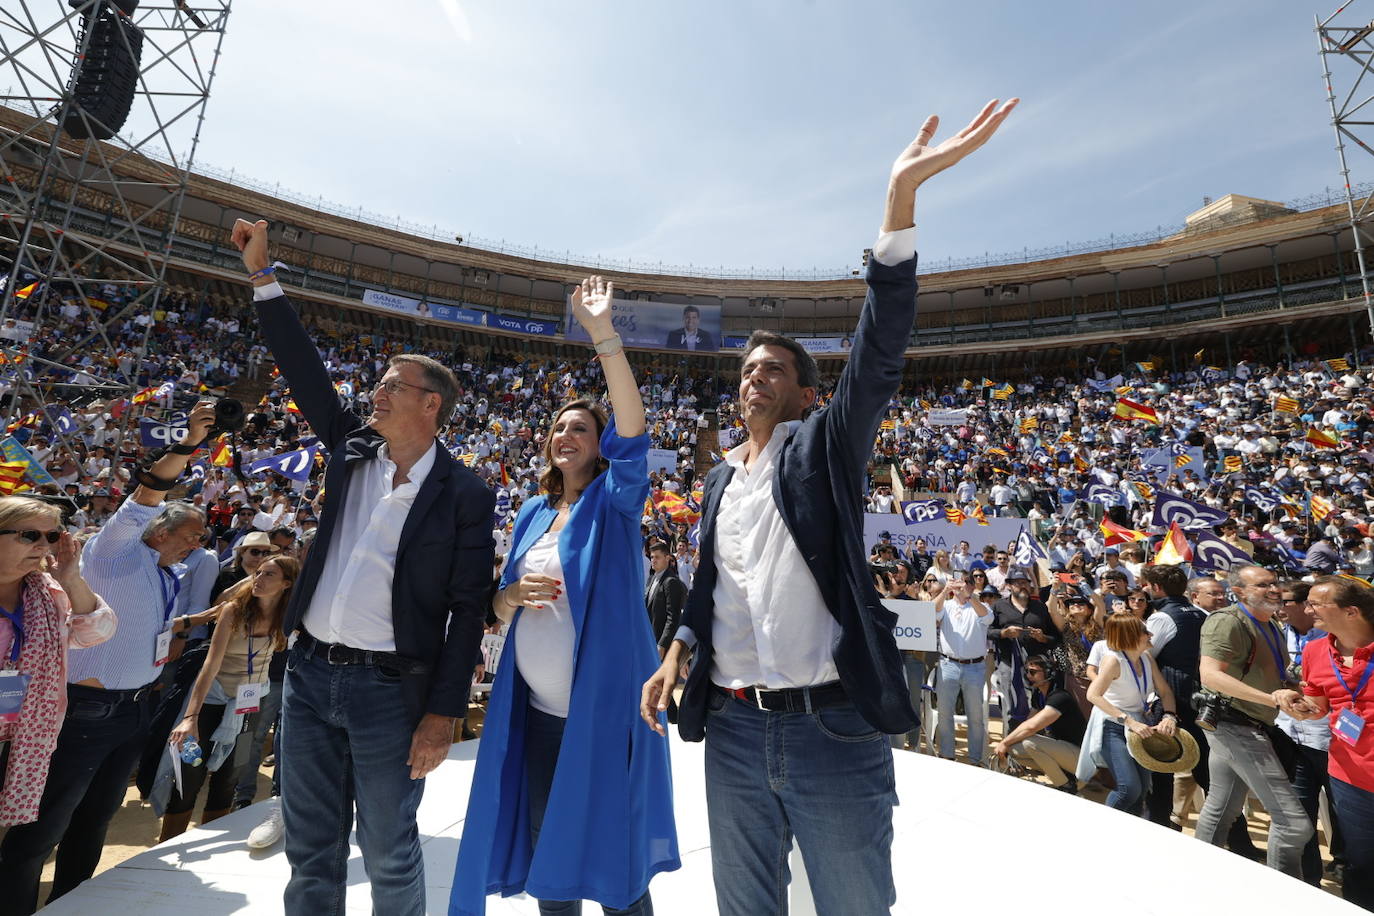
[1113,397,1159,423]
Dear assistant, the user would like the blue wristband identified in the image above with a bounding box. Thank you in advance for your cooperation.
[249,266,276,281]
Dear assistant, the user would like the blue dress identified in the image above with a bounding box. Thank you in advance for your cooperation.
[449,417,680,914]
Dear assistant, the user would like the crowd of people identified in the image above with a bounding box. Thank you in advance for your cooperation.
[0,101,1370,910]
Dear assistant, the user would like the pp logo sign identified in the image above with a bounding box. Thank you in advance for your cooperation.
[901,499,945,525]
[882,599,937,652]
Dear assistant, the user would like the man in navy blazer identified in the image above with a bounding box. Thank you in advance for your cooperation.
[664,305,717,351]
[232,219,494,916]
[642,99,1018,915]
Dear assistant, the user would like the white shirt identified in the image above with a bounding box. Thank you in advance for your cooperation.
[709,421,841,689]
[935,597,991,660]
[301,440,437,650]
[1144,610,1176,655]
[513,531,575,717]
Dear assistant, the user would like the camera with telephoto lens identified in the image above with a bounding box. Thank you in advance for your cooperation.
[869,560,899,579]
[1192,690,1232,731]
[208,397,245,436]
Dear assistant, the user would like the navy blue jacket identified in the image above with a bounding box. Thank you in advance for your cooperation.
[255,294,495,722]
[677,255,921,739]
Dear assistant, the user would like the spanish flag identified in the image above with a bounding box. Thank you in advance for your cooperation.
[12,282,37,300]
[284,399,302,416]
[1274,396,1299,414]
[500,463,510,488]
[1305,426,1340,449]
[1154,521,1193,565]
[1223,455,1242,472]
[209,436,233,467]
[1100,518,1148,547]
[1114,398,1159,424]
[130,386,158,405]
[4,412,37,434]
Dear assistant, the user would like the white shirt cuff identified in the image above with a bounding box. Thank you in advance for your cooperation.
[872,227,917,266]
[253,280,285,301]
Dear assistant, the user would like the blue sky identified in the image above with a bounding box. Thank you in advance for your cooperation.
[202,0,1347,274]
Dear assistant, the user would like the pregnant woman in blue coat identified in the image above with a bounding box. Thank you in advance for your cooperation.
[450,276,679,916]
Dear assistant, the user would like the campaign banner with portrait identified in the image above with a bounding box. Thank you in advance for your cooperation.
[564,296,722,352]
[863,512,1024,561]
[362,288,423,315]
[363,289,488,328]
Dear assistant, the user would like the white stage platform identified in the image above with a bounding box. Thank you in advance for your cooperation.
[42,735,1358,914]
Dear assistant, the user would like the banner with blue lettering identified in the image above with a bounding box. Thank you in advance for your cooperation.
[489,314,559,337]
[564,295,721,351]
[362,290,487,327]
[248,444,320,482]
[139,417,188,448]
[864,512,1023,560]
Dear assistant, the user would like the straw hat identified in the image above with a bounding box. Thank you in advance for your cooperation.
[1127,727,1200,774]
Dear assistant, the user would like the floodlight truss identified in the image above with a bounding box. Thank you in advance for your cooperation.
[0,0,230,459]
[1318,2,1374,339]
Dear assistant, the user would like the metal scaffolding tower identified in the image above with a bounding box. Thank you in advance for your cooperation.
[1318,2,1374,342]
[0,0,230,459]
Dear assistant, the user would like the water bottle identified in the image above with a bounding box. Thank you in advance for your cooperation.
[180,736,204,767]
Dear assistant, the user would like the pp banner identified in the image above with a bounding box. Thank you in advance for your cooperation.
[363,290,487,327]
[489,314,559,337]
[882,599,937,652]
[564,295,722,352]
[796,337,852,354]
[926,409,969,427]
[863,512,1023,559]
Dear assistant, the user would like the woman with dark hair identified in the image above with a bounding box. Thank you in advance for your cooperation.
[452,277,678,916]
[163,555,299,839]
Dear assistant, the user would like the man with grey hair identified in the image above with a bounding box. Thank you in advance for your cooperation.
[0,404,214,913]
[1193,563,1319,876]
[1187,576,1229,613]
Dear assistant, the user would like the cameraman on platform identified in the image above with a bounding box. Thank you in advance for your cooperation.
[1192,563,1318,877]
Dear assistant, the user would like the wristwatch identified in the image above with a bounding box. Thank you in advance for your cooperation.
[1116,714,1128,726]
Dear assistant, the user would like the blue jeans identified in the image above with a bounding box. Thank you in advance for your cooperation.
[0,683,155,916]
[1330,777,1374,910]
[890,652,927,750]
[234,678,282,805]
[280,642,427,916]
[936,658,987,762]
[525,706,653,916]
[703,689,897,916]
[1101,721,1148,815]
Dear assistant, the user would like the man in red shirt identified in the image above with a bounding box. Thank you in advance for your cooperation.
[1302,576,1374,910]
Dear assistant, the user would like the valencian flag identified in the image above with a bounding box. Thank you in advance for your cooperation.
[1327,358,1351,373]
[1073,454,1090,473]
[1174,453,1192,468]
[969,503,990,526]
[1135,361,1155,373]
[1100,518,1148,547]
[511,376,524,391]
[1274,396,1299,414]
[980,378,994,389]
[1114,398,1159,424]
[0,460,30,495]
[1154,522,1193,565]
[960,379,974,390]
[1305,426,1340,449]
[1223,455,1243,473]
[992,384,1014,401]
[945,505,968,525]
[879,419,895,431]
[1310,494,1336,523]
[1057,431,1074,445]
[1128,479,1154,501]
[1019,416,1038,433]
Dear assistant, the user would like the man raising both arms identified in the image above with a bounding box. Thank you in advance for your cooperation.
[642,98,1018,915]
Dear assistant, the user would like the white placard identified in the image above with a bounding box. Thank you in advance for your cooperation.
[883,599,937,652]
[926,408,968,427]
[647,448,679,476]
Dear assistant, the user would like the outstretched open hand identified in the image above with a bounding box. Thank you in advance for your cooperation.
[890,98,1019,191]
[570,275,616,339]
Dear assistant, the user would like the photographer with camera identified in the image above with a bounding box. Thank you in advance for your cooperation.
[0,403,215,915]
[1191,564,1316,878]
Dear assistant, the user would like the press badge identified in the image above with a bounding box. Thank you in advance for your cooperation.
[235,681,265,714]
[1334,708,1366,746]
[0,670,31,724]
[154,629,173,667]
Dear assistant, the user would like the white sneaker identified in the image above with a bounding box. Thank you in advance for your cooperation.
[247,799,284,849]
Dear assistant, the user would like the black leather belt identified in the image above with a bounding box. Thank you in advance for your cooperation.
[68,681,156,704]
[297,632,427,674]
[943,653,986,665]
[716,681,849,713]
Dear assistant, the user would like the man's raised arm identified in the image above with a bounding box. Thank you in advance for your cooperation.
[230,218,356,450]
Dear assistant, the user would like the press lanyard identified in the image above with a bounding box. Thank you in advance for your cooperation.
[245,634,262,678]
[1122,652,1150,703]
[0,600,22,665]
[1328,648,1374,703]
[1237,602,1286,676]
[158,567,182,625]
